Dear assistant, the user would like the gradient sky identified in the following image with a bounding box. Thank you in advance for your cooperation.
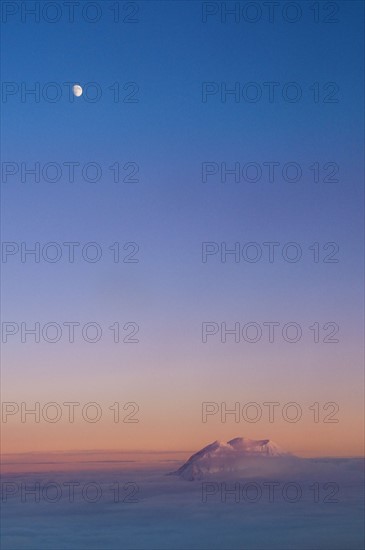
[1,1,364,458]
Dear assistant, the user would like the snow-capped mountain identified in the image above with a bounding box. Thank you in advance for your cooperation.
[171,437,292,480]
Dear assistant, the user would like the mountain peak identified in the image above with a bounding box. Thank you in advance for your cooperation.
[172,437,290,480]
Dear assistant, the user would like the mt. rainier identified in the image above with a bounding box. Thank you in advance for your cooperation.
[171,437,293,480]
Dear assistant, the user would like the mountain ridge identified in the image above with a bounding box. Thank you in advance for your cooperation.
[171,437,292,480]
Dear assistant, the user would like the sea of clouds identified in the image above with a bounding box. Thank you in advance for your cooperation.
[1,455,364,549]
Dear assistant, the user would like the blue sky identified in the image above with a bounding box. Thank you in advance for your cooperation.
[1,0,364,456]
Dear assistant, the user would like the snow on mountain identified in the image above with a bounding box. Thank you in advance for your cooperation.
[171,437,292,480]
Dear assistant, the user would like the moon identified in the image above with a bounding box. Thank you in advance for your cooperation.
[72,84,83,97]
